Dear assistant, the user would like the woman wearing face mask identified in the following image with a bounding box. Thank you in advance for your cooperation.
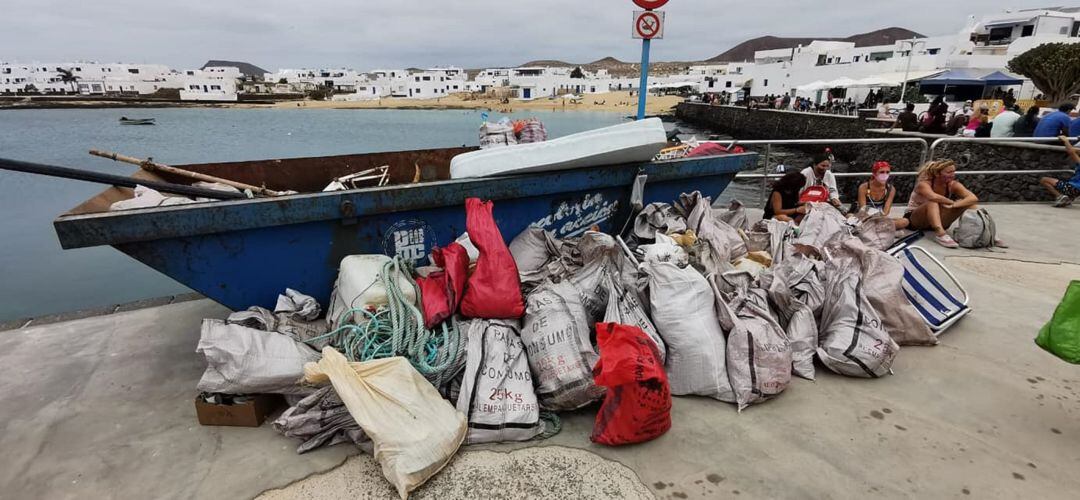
[857,161,909,230]
[903,160,979,248]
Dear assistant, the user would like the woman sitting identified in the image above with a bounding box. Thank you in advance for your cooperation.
[763,171,809,223]
[903,160,979,248]
[856,161,909,230]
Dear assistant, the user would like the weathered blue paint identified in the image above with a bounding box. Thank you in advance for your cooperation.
[55,153,756,311]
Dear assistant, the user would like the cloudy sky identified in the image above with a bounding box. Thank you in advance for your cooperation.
[0,0,1062,70]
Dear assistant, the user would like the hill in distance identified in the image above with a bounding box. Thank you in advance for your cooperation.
[201,60,269,77]
[706,27,923,62]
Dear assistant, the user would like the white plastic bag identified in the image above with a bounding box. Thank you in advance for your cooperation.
[646,261,735,402]
[304,350,467,499]
[456,319,544,444]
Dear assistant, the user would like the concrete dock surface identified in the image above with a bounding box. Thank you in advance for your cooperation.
[2,203,1078,500]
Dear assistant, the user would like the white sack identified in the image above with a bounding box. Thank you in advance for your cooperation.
[646,262,735,402]
[196,319,320,395]
[817,266,899,378]
[521,280,604,411]
[602,272,666,362]
[456,319,544,444]
[712,282,792,411]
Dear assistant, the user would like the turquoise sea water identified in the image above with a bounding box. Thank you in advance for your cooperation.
[0,108,630,322]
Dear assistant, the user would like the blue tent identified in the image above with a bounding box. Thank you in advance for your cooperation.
[980,71,1024,86]
[919,69,988,86]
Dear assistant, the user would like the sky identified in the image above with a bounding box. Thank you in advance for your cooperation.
[0,0,1066,70]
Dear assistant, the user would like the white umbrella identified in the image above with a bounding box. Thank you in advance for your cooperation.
[823,77,860,88]
[851,76,899,88]
[796,80,828,92]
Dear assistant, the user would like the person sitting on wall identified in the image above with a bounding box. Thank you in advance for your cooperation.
[800,151,843,210]
[1013,105,1040,137]
[856,161,909,230]
[889,103,920,132]
[903,160,985,248]
[763,171,809,223]
[1038,135,1080,208]
[1034,103,1076,137]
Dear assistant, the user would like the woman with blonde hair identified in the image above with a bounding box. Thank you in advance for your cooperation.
[903,160,981,248]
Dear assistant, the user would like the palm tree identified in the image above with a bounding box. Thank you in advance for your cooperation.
[57,68,80,94]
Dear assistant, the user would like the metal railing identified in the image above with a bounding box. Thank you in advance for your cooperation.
[929,136,1079,160]
[692,136,1077,206]
[700,137,931,205]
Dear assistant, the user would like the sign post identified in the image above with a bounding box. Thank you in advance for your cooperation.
[631,0,667,120]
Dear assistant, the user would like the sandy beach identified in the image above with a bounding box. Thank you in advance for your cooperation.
[260,90,682,115]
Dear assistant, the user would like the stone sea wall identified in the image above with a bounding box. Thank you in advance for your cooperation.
[676,102,1071,203]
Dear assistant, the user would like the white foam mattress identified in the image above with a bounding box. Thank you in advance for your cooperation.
[450,117,668,179]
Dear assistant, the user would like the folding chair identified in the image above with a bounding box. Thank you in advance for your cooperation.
[888,242,971,335]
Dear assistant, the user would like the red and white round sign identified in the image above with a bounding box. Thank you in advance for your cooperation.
[634,11,662,39]
[633,0,669,10]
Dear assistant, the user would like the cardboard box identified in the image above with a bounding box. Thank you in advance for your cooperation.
[195,394,284,427]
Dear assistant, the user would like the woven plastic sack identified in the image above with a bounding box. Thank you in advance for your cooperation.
[603,273,665,362]
[456,319,544,443]
[460,198,525,319]
[304,350,466,499]
[1035,281,1080,364]
[646,261,735,402]
[712,282,792,411]
[196,319,320,395]
[591,322,672,446]
[521,280,604,411]
[817,267,899,378]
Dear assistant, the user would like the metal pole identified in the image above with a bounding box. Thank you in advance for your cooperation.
[900,41,914,104]
[760,144,772,207]
[637,38,651,120]
[0,157,247,200]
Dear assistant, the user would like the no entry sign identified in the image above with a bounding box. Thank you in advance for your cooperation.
[633,0,669,9]
[632,10,664,40]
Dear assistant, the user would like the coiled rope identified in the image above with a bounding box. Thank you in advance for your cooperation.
[309,257,465,388]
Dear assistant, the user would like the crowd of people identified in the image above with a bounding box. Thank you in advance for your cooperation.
[898,97,1080,138]
[763,135,1080,246]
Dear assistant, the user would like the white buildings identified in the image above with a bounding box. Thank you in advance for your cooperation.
[729,7,1080,102]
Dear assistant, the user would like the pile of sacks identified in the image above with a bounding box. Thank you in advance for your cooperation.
[478,117,548,149]
[192,193,935,498]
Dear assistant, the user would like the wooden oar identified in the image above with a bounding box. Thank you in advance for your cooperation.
[89,149,287,197]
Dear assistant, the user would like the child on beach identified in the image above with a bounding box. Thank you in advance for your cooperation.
[1038,135,1080,208]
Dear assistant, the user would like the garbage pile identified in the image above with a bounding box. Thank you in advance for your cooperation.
[193,192,938,498]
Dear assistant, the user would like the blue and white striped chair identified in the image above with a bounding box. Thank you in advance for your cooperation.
[887,240,971,335]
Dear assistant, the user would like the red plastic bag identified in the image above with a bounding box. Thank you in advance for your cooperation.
[799,185,830,204]
[459,198,525,319]
[590,322,672,446]
[416,243,470,328]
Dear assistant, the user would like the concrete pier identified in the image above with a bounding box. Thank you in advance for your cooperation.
[2,203,1079,499]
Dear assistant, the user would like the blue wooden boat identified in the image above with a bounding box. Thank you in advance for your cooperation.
[54,146,756,311]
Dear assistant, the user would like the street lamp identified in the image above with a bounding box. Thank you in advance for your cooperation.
[899,39,926,104]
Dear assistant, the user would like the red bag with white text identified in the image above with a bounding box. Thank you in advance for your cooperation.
[460,198,525,319]
[590,322,672,446]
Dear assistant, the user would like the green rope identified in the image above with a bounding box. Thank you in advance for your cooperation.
[308,257,464,387]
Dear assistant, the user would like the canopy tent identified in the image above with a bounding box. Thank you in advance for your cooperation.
[795,80,829,92]
[917,68,1026,87]
[849,70,945,87]
[823,77,860,88]
[980,70,1024,86]
[648,81,702,91]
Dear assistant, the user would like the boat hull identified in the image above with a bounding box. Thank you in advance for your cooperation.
[55,152,756,311]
